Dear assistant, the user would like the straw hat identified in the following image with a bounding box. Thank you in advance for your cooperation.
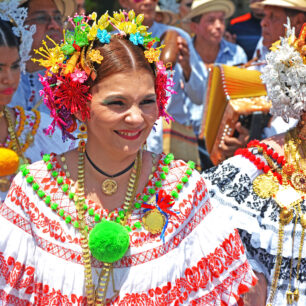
[251,0,306,13]
[19,0,77,17]
[184,0,235,21]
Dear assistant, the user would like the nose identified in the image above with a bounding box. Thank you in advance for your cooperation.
[125,105,144,125]
[215,19,223,29]
[47,16,62,30]
[2,69,15,86]
[260,15,268,28]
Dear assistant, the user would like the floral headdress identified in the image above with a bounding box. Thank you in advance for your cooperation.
[0,0,36,72]
[33,10,175,141]
[261,20,306,122]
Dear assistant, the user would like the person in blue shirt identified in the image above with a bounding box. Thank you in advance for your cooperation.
[183,0,248,169]
[119,0,206,155]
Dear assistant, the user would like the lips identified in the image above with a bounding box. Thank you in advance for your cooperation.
[0,88,15,95]
[115,130,142,140]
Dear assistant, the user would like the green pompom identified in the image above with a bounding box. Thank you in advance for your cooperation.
[89,220,130,263]
[43,154,51,162]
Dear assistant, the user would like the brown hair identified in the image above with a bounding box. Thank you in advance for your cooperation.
[87,36,156,89]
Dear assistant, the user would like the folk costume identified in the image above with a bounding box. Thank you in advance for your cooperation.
[0,11,256,305]
[204,22,306,305]
[0,1,73,202]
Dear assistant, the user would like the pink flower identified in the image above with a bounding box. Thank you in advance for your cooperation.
[71,69,88,83]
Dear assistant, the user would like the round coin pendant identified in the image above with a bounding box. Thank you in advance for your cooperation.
[253,173,279,198]
[291,172,306,192]
[101,179,118,196]
[142,209,166,234]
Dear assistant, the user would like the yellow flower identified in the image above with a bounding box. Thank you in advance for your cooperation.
[0,148,19,176]
[270,40,281,52]
[32,36,65,73]
[88,24,98,41]
[118,21,137,34]
[144,48,161,63]
[88,49,104,64]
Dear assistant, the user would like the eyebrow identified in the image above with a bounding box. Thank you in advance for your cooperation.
[104,93,157,100]
[30,10,61,15]
[0,59,20,66]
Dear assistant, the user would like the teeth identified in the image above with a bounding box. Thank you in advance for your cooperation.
[118,131,139,136]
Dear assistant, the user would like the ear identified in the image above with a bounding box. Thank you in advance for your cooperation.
[291,12,305,35]
[118,0,130,10]
[190,22,198,34]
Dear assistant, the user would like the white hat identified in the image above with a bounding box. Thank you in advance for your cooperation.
[184,0,235,21]
[251,0,306,13]
[19,0,77,17]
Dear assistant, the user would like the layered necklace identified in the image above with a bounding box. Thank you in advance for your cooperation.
[78,142,142,304]
[0,106,30,192]
[238,128,306,306]
[85,150,135,196]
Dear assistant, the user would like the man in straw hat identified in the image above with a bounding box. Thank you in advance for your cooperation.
[183,0,248,169]
[252,0,306,69]
[9,0,76,113]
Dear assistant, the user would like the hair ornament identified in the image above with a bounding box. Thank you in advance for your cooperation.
[261,19,306,122]
[0,0,36,72]
[34,10,174,141]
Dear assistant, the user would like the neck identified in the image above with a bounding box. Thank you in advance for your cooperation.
[85,140,139,179]
[194,36,220,64]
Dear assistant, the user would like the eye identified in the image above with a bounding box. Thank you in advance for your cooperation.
[141,99,156,105]
[11,63,20,70]
[104,100,124,106]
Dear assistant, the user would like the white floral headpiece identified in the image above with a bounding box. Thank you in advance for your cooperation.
[0,0,36,72]
[261,19,306,122]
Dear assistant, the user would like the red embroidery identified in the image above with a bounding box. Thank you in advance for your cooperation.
[0,253,34,290]
[0,230,254,305]
[5,182,79,245]
[110,230,254,305]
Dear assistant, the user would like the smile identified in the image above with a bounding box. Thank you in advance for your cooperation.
[115,130,142,140]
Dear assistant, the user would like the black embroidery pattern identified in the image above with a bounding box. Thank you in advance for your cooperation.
[239,230,306,284]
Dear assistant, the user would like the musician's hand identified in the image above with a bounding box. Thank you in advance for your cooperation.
[220,122,250,159]
[224,31,237,43]
[177,36,191,82]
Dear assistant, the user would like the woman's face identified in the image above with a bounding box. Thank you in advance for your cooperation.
[0,46,20,107]
[87,69,158,158]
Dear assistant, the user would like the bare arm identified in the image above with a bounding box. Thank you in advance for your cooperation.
[243,271,268,306]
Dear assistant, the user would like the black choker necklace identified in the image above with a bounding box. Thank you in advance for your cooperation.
[85,150,135,196]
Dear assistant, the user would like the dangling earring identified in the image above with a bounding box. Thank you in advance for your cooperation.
[78,123,87,153]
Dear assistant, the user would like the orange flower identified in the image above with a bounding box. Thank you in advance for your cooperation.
[0,148,19,176]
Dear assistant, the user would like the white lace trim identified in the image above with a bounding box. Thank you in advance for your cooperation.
[0,0,35,72]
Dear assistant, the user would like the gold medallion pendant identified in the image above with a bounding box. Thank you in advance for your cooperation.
[142,209,166,234]
[101,179,118,196]
[291,172,306,192]
[253,172,279,198]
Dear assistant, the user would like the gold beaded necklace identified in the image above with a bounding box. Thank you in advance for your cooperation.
[266,128,306,306]
[0,107,29,192]
[75,145,142,305]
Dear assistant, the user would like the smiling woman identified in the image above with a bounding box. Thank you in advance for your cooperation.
[0,10,256,305]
